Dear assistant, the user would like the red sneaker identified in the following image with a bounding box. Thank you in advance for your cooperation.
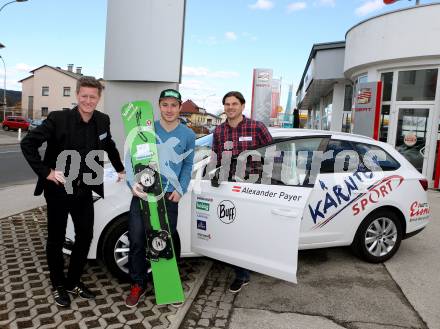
[125,284,146,308]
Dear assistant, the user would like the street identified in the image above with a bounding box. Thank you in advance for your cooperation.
[0,130,44,188]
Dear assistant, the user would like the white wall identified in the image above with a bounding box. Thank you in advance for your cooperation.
[104,0,185,82]
[330,82,345,132]
[104,0,186,153]
[315,48,345,80]
[345,3,440,77]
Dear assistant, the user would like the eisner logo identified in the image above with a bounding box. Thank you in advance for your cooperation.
[409,201,430,221]
[352,175,403,215]
[217,200,236,224]
[196,201,210,211]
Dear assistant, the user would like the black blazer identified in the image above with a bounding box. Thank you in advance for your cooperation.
[21,107,124,198]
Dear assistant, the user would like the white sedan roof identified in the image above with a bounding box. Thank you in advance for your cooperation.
[268,128,375,143]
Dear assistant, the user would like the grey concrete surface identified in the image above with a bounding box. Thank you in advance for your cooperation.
[0,183,44,218]
[233,249,425,329]
[0,128,24,145]
[229,308,345,329]
[385,190,440,329]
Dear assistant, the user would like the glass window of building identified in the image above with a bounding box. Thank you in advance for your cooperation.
[379,105,390,143]
[357,74,368,83]
[41,107,48,116]
[396,69,438,101]
[322,92,333,131]
[63,87,71,97]
[42,86,49,96]
[342,85,353,133]
[381,72,393,102]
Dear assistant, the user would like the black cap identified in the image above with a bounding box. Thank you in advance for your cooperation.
[159,89,182,103]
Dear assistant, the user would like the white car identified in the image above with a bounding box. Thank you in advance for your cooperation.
[64,128,430,281]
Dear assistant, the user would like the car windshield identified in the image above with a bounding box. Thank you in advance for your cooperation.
[194,133,213,163]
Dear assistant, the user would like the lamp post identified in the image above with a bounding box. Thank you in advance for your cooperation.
[202,93,216,111]
[0,55,6,121]
[0,0,28,13]
[0,42,5,121]
[0,0,28,120]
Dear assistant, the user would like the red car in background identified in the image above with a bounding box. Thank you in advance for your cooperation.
[1,116,30,131]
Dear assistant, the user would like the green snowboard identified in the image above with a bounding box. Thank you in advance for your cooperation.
[121,100,184,305]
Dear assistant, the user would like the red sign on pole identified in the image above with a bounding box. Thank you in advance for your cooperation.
[383,0,398,4]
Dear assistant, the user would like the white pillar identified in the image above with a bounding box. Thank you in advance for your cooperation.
[104,0,186,151]
[330,82,346,132]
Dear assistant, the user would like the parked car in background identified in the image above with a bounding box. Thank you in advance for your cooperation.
[1,116,30,131]
[64,129,431,281]
[28,119,44,131]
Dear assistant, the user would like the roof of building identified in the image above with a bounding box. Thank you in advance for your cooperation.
[296,41,345,93]
[19,65,83,83]
[181,99,201,114]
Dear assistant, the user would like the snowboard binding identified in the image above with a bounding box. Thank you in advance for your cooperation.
[147,230,173,261]
[134,163,161,194]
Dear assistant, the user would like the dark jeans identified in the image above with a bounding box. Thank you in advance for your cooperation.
[128,194,181,288]
[44,187,94,289]
[234,266,250,282]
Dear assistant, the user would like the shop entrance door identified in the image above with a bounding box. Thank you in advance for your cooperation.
[391,105,436,181]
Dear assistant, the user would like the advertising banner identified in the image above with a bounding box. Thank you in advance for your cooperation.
[251,68,273,126]
[352,81,382,139]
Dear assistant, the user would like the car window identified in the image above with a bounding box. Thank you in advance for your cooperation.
[7,117,16,122]
[321,139,360,173]
[354,142,400,171]
[237,137,325,187]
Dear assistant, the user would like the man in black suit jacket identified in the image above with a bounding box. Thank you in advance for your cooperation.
[21,76,125,307]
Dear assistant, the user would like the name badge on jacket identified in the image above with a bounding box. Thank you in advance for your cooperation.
[239,136,252,142]
[99,132,108,140]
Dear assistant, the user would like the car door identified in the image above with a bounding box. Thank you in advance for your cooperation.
[190,137,325,283]
[8,117,16,129]
[301,138,386,245]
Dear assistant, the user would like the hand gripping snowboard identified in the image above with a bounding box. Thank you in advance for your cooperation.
[121,100,184,305]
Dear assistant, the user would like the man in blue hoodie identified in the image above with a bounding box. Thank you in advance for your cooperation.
[124,89,195,308]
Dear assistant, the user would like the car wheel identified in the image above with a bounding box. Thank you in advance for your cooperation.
[351,209,402,263]
[3,125,9,131]
[101,214,151,281]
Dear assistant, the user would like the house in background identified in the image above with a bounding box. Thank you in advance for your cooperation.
[181,99,222,130]
[19,64,104,119]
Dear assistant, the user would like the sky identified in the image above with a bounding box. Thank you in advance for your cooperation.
[0,0,434,115]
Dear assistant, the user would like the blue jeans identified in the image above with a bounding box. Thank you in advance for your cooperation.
[234,266,250,282]
[128,194,181,288]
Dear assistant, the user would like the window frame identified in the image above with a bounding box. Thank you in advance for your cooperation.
[42,86,49,96]
[237,135,330,188]
[63,87,71,97]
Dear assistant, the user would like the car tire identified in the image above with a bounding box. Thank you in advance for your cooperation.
[351,209,402,263]
[101,215,131,281]
[101,214,152,282]
[3,125,9,131]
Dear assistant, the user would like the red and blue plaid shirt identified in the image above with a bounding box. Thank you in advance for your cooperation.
[212,116,273,173]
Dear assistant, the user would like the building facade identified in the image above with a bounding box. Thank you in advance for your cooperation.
[20,64,104,119]
[296,3,440,187]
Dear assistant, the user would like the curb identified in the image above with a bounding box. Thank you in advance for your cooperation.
[170,260,213,329]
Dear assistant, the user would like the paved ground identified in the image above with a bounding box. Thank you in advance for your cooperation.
[0,183,438,329]
[0,206,212,329]
[180,253,427,329]
[180,191,440,329]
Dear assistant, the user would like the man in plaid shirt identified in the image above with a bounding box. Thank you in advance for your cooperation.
[211,91,273,293]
